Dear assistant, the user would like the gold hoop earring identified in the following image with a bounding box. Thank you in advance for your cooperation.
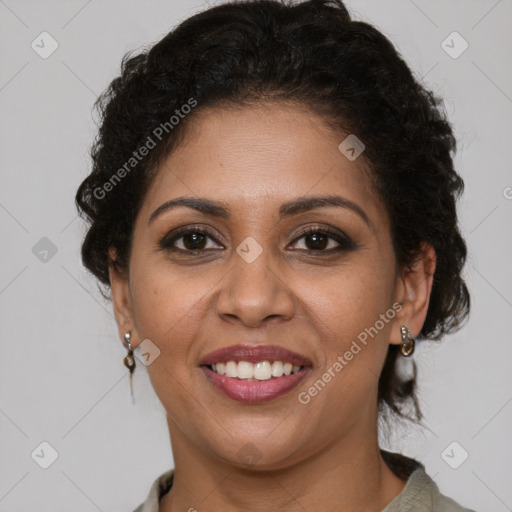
[123,332,136,403]
[400,326,415,357]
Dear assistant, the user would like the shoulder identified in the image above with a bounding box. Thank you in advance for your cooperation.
[133,459,478,512]
[380,450,476,512]
[409,466,475,512]
[131,469,175,512]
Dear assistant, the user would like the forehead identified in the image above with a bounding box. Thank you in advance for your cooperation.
[140,103,387,227]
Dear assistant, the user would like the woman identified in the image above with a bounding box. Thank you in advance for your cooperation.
[75,0,475,510]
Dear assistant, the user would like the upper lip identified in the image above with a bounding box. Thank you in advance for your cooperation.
[199,344,312,367]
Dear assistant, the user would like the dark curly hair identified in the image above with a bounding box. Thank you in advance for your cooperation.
[75,0,470,426]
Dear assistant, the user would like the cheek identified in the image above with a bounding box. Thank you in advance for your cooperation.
[309,257,395,368]
[129,259,224,364]
[297,277,394,425]
[128,267,208,414]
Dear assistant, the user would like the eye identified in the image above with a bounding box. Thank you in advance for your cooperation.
[159,225,358,255]
[159,228,223,252]
[288,227,357,253]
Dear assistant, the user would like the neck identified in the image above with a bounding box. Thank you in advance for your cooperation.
[159,416,407,512]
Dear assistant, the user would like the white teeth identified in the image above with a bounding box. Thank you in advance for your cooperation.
[271,361,284,377]
[225,361,238,378]
[237,361,254,379]
[209,360,304,379]
[254,361,272,380]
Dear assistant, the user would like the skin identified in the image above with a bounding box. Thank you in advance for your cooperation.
[109,102,436,512]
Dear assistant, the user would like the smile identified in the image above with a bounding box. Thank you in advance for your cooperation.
[210,360,303,380]
[201,364,311,403]
[199,344,313,403]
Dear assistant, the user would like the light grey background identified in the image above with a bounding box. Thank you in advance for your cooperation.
[1,0,511,510]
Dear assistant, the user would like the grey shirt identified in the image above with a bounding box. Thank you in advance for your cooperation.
[132,453,476,512]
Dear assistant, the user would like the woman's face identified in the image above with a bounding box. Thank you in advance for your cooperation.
[111,103,431,469]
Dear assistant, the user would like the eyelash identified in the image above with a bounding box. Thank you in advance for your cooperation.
[159,225,358,255]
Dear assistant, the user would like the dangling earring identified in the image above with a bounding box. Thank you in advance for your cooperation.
[123,332,136,404]
[400,326,415,357]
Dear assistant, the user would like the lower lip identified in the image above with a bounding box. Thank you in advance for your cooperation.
[201,366,311,403]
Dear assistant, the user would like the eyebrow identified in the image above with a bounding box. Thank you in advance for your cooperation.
[148,195,371,228]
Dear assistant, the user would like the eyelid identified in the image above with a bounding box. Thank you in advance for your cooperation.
[159,225,225,250]
[158,223,358,253]
[289,225,357,251]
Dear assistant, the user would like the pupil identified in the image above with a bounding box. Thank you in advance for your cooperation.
[306,233,327,250]
[184,232,205,250]
[181,232,328,251]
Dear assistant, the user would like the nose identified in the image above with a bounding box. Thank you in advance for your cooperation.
[215,245,295,328]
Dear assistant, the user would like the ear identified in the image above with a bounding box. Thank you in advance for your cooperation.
[108,247,138,347]
[389,242,436,345]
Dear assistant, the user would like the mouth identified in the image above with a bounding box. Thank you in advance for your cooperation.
[206,360,305,379]
[199,345,312,403]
